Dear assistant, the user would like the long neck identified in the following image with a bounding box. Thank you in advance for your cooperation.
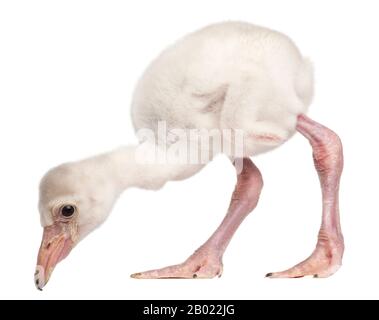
[86,144,203,194]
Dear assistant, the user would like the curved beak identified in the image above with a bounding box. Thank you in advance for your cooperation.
[35,223,75,290]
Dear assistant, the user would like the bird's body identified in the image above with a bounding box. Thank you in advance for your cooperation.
[35,22,344,290]
[132,22,313,156]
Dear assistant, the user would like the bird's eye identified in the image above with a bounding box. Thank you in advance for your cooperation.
[60,205,76,218]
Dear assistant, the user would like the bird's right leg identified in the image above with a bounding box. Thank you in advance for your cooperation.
[131,158,263,279]
[267,114,344,278]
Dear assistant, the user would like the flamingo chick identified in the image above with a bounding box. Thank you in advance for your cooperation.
[35,22,344,290]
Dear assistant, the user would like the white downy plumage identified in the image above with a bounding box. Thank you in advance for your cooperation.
[132,21,313,155]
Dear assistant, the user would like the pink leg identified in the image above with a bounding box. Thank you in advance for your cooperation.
[267,114,344,278]
[131,158,263,279]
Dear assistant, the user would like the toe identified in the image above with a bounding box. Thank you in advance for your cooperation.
[130,264,187,279]
[265,266,309,278]
[130,272,143,279]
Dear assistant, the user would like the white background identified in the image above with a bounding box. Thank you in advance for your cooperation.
[0,0,378,300]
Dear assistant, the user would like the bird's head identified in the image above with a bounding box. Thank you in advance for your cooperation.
[35,160,119,290]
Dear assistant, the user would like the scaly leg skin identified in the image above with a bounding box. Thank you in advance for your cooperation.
[131,158,263,279]
[267,114,344,279]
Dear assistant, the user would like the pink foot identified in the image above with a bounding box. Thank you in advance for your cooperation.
[131,249,223,279]
[267,234,344,278]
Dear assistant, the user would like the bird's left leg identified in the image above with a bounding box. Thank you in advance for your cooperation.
[131,158,263,279]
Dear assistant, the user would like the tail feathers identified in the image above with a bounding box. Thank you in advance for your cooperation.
[295,58,314,108]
